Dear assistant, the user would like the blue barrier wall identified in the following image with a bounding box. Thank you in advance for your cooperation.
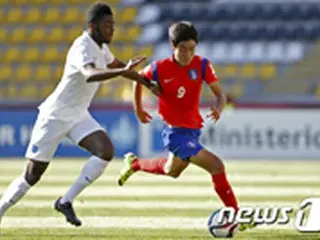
[0,110,143,158]
[2,108,318,159]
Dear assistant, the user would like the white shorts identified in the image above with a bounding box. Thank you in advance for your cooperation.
[25,111,105,162]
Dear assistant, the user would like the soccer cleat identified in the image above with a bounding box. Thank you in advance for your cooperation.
[54,197,82,226]
[118,152,138,186]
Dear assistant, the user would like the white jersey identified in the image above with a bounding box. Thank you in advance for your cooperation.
[38,31,115,121]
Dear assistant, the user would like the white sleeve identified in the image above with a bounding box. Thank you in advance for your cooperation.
[103,45,115,65]
[71,44,96,69]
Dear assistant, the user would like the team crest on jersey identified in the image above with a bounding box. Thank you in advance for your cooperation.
[188,69,198,80]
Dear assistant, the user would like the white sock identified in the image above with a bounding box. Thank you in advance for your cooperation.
[0,175,31,217]
[60,156,109,204]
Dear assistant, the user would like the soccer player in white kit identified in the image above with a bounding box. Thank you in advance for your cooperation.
[0,2,159,227]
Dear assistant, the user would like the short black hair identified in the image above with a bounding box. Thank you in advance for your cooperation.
[169,21,198,47]
[87,1,113,24]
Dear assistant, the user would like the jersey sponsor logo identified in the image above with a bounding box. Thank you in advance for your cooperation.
[188,69,198,80]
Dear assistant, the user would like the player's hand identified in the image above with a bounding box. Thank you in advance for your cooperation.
[124,56,146,71]
[135,109,152,124]
[206,106,221,123]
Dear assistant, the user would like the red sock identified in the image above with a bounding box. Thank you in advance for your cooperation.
[212,172,238,210]
[132,158,167,175]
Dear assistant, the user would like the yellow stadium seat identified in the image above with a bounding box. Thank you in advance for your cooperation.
[44,8,60,23]
[28,0,47,4]
[120,83,133,102]
[60,47,69,62]
[13,0,28,4]
[0,9,4,23]
[47,0,64,4]
[0,65,13,81]
[241,64,256,79]
[35,65,51,82]
[23,47,40,62]
[20,84,38,99]
[66,26,83,42]
[260,64,276,80]
[63,7,81,24]
[28,27,46,43]
[40,84,54,98]
[139,45,153,58]
[223,65,238,78]
[212,64,222,77]
[7,84,18,99]
[11,27,27,43]
[230,83,244,98]
[54,66,64,80]
[119,46,135,60]
[7,8,23,23]
[4,47,21,62]
[0,0,9,4]
[42,47,60,62]
[96,83,112,98]
[109,46,119,57]
[25,7,41,23]
[15,64,32,82]
[0,28,8,42]
[119,8,137,23]
[47,27,64,43]
[315,86,320,97]
[126,26,141,42]
[114,83,125,98]
[112,27,123,42]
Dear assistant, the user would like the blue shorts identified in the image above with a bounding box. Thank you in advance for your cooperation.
[161,127,203,162]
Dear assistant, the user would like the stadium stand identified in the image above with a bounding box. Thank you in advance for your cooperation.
[1,0,320,102]
[1,0,145,101]
[136,0,320,100]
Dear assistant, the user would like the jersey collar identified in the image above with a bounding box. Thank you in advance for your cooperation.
[170,54,195,68]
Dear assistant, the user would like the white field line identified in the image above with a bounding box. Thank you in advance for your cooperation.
[0,175,319,183]
[3,160,319,169]
[1,216,295,230]
[13,200,301,209]
[0,186,319,197]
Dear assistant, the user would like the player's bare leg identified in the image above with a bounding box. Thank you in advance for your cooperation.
[55,130,113,226]
[118,153,188,186]
[0,159,49,229]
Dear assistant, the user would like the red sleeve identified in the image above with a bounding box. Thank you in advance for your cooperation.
[139,64,153,81]
[204,60,219,85]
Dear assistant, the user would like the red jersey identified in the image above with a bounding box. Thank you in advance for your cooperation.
[141,55,218,129]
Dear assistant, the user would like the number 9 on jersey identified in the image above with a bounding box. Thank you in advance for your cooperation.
[177,86,186,98]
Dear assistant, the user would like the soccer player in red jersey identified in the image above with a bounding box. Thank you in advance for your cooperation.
[118,21,242,228]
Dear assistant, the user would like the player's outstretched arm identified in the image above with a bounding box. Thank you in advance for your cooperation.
[83,63,128,82]
[207,82,227,123]
[83,56,145,83]
[132,81,152,123]
[108,58,161,96]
